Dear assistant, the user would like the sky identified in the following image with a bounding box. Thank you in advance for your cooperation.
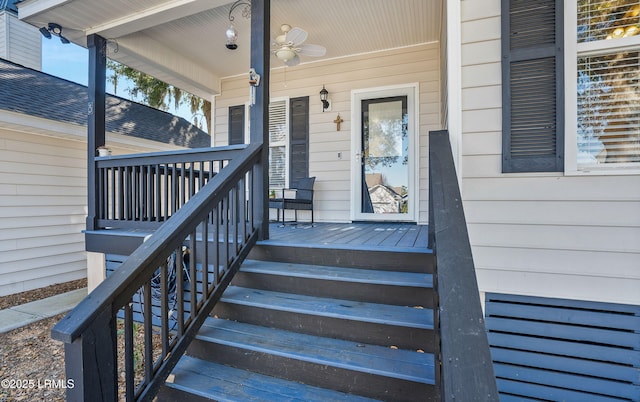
[42,38,88,86]
[41,38,202,130]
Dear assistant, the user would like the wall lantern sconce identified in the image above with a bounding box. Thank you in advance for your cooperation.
[226,0,251,50]
[320,85,330,112]
[39,23,70,44]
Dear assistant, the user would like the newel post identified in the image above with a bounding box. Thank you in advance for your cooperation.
[59,306,117,401]
[86,34,107,231]
[249,0,270,240]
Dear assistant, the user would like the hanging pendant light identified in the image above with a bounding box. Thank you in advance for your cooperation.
[226,24,239,50]
[225,0,251,50]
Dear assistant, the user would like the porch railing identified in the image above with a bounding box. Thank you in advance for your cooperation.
[428,130,499,401]
[52,142,263,401]
[93,145,247,230]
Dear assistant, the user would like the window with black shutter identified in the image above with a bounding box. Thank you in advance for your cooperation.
[228,105,245,145]
[502,0,564,172]
[228,98,309,191]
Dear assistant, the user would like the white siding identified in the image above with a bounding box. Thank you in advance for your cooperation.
[459,0,640,305]
[0,121,185,296]
[0,129,86,295]
[0,12,41,70]
[0,13,7,59]
[214,43,442,223]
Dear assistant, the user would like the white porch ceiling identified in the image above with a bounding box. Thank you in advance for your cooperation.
[17,0,442,98]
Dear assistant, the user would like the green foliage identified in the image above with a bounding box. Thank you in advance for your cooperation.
[107,60,211,132]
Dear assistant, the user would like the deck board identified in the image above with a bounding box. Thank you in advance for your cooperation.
[267,222,430,251]
[89,222,431,255]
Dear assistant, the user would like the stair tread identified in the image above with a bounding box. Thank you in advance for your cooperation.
[221,286,433,329]
[240,259,432,288]
[168,355,381,401]
[198,318,435,384]
[256,239,433,255]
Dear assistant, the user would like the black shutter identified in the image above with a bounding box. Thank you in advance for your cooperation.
[502,0,564,172]
[289,96,309,188]
[228,105,245,145]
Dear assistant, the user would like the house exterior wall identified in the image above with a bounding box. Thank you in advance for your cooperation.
[0,128,86,295]
[0,119,187,296]
[0,11,41,70]
[459,0,640,306]
[0,13,6,58]
[214,43,442,224]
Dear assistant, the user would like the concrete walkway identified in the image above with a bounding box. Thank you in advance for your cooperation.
[0,288,87,333]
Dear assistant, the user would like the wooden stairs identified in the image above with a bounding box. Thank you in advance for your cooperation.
[157,241,438,401]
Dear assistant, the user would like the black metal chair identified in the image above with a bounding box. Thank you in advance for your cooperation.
[269,177,316,225]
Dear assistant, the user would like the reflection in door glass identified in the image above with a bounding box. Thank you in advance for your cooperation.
[361,97,408,214]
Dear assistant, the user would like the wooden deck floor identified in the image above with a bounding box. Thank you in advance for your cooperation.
[262,222,430,251]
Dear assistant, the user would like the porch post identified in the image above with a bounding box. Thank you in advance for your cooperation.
[250,0,270,240]
[86,34,107,232]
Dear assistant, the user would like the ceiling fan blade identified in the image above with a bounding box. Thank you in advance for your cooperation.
[285,27,308,46]
[299,44,326,57]
[285,54,301,67]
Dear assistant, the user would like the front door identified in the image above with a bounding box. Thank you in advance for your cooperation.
[352,86,416,221]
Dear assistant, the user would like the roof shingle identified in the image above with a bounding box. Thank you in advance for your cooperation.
[0,58,211,148]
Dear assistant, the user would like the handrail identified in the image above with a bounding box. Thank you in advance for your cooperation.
[53,142,263,401]
[428,130,499,401]
[93,145,247,230]
[95,144,245,167]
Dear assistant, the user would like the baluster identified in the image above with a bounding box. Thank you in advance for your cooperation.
[126,166,130,221]
[138,165,143,221]
[176,246,185,337]
[143,281,152,383]
[163,164,169,221]
[189,230,197,314]
[188,162,194,200]
[178,163,185,210]
[198,161,204,193]
[130,165,135,221]
[201,221,209,298]
[110,167,116,221]
[155,164,161,222]
[224,193,230,267]
[232,184,239,253]
[97,167,104,220]
[139,165,143,221]
[124,302,135,401]
[137,165,144,221]
[208,159,214,186]
[118,167,124,220]
[160,260,169,363]
[213,206,220,285]
[145,165,152,222]
[247,169,254,230]
[239,176,247,243]
[130,166,135,221]
[171,164,177,216]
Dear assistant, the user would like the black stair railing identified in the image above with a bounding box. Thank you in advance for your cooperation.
[52,142,263,401]
[428,130,499,401]
[93,144,247,230]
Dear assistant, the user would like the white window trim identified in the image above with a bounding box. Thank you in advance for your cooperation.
[564,0,640,176]
[242,97,291,188]
[268,96,290,190]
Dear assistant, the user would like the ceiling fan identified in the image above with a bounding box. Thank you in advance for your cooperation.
[272,24,326,66]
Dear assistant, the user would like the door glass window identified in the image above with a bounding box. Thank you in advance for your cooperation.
[361,97,409,214]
